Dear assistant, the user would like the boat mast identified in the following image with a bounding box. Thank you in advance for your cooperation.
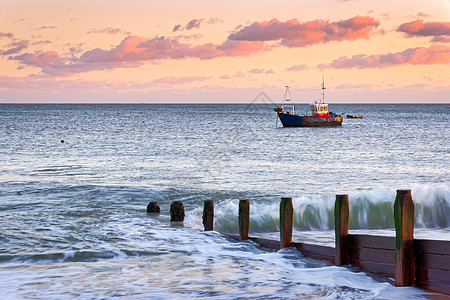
[321,75,326,104]
[284,86,292,104]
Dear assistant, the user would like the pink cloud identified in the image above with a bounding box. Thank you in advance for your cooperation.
[216,39,264,57]
[398,20,450,37]
[9,36,264,76]
[228,15,379,47]
[318,45,450,69]
[10,50,62,68]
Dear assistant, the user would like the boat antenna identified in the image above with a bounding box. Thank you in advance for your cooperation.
[321,75,326,104]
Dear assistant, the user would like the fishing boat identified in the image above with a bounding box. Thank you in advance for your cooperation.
[274,78,343,127]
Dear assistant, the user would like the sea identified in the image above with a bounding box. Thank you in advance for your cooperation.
[0,103,449,299]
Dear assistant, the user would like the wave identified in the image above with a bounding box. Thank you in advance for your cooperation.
[188,184,450,233]
[0,249,163,264]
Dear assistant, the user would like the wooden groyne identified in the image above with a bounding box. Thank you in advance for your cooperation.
[149,190,450,295]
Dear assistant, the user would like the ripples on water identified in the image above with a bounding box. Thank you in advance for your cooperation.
[0,104,448,298]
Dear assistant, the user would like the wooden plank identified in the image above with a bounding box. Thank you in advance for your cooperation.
[250,237,280,250]
[415,281,450,296]
[349,234,395,250]
[225,233,240,241]
[294,243,335,258]
[223,234,280,250]
[415,239,450,256]
[416,266,450,286]
[349,259,394,277]
[416,253,450,271]
[349,246,395,265]
[305,254,335,265]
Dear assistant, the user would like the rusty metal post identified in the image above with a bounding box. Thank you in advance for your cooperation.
[239,199,250,241]
[394,189,415,286]
[202,200,214,231]
[335,194,349,266]
[280,197,293,248]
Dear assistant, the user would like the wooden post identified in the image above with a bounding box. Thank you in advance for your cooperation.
[239,199,250,241]
[394,189,415,287]
[280,197,293,248]
[170,201,185,222]
[147,201,160,213]
[202,200,214,231]
[335,194,349,266]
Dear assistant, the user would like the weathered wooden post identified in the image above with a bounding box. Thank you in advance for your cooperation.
[170,201,185,222]
[239,199,250,241]
[280,197,293,248]
[202,200,214,231]
[394,189,415,287]
[147,201,160,213]
[335,194,349,266]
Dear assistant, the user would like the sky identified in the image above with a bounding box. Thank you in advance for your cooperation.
[0,0,449,103]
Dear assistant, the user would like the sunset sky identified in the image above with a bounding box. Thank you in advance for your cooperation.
[0,0,449,103]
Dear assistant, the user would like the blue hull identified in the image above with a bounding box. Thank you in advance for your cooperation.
[278,113,343,127]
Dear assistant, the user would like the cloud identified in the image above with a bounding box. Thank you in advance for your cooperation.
[248,68,265,74]
[87,27,131,35]
[173,19,204,32]
[228,15,379,47]
[318,44,450,69]
[9,35,264,76]
[0,32,15,39]
[398,20,450,37]
[286,64,307,71]
[3,44,28,55]
[186,19,203,30]
[208,18,223,25]
[2,40,29,55]
[32,40,53,46]
[153,75,211,84]
[431,36,450,43]
[173,17,223,32]
[10,50,64,68]
[173,24,182,32]
[35,25,58,31]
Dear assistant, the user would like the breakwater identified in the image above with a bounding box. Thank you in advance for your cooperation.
[156,189,450,295]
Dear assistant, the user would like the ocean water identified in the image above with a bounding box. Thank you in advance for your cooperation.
[0,103,449,299]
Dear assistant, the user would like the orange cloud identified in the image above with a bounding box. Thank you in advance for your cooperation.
[228,16,379,47]
[318,45,450,69]
[398,20,450,38]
